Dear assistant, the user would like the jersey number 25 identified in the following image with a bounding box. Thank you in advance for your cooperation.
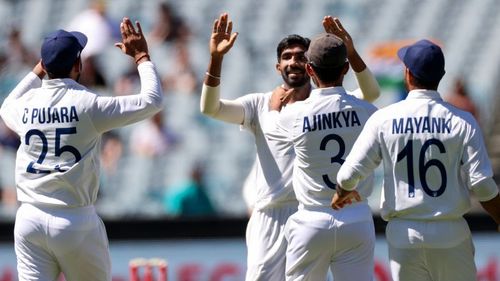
[25,127,82,174]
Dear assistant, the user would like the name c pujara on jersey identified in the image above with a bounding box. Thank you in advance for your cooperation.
[22,106,79,124]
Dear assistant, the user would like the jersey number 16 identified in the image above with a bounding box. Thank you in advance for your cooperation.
[396,138,447,198]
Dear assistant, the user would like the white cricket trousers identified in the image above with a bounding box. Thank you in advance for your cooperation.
[245,201,298,281]
[386,218,477,281]
[14,203,111,281]
[285,203,375,281]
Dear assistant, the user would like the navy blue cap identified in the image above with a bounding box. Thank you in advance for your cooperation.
[397,39,445,82]
[41,29,88,74]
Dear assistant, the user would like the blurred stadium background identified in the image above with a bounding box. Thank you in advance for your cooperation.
[0,0,499,280]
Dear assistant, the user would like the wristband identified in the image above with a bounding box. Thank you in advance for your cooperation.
[135,54,150,64]
[205,72,221,79]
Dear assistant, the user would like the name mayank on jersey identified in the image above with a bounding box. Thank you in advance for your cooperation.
[392,117,451,135]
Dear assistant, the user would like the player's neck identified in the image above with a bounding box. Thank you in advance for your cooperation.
[288,83,311,104]
[315,76,343,89]
[322,78,343,88]
[408,85,438,92]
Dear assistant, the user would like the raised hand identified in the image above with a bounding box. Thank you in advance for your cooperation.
[210,13,238,58]
[322,16,354,57]
[115,17,149,63]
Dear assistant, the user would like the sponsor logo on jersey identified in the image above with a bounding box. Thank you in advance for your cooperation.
[22,106,79,124]
[392,117,451,134]
[302,110,361,132]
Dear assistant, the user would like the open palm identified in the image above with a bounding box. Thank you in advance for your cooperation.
[210,13,238,57]
[322,16,355,56]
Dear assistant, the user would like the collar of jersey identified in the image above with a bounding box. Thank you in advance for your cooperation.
[42,78,81,88]
[310,86,346,97]
[406,89,442,100]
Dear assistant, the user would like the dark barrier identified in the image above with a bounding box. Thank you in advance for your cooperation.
[0,214,496,242]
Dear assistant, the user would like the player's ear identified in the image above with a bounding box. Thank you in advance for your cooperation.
[405,67,412,79]
[305,63,315,77]
[275,62,282,73]
[342,62,349,75]
[404,67,413,84]
[73,57,82,73]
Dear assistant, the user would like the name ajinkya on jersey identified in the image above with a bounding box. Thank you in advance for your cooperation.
[22,106,79,124]
[392,116,452,135]
[302,109,361,132]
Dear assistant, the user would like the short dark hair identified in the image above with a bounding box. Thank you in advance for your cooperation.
[276,34,310,61]
[45,57,79,79]
[309,62,346,84]
[46,66,73,79]
[408,72,440,90]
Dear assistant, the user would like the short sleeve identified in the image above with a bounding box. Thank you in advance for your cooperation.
[461,119,494,187]
[236,93,262,131]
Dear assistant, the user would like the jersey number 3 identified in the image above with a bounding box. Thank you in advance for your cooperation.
[396,138,447,198]
[320,134,346,190]
[25,127,82,174]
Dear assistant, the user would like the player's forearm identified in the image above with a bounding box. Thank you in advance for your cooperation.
[201,54,245,124]
[354,68,380,102]
[200,84,245,124]
[137,61,163,111]
[3,71,42,103]
[200,84,221,115]
[479,194,500,225]
[348,48,366,73]
[92,61,164,132]
[471,178,500,225]
[0,56,44,131]
[205,56,223,87]
[336,164,362,191]
[338,120,382,190]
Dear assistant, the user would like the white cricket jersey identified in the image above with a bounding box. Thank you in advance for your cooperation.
[0,62,163,207]
[270,87,377,209]
[238,92,296,210]
[338,89,494,221]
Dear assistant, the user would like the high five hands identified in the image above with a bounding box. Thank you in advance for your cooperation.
[115,17,149,64]
[210,13,239,59]
[322,16,355,57]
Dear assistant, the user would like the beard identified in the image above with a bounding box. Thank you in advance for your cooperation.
[281,66,310,88]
